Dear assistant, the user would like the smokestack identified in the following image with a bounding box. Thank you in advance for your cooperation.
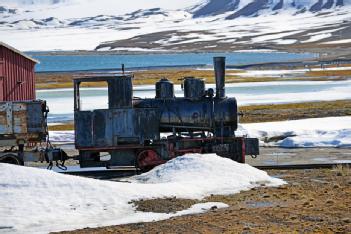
[213,57,226,98]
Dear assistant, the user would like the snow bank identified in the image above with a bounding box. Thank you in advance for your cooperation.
[0,154,284,233]
[241,117,351,148]
[234,66,351,78]
[126,154,284,194]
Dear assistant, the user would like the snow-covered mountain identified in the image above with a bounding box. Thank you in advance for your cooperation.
[193,0,351,18]
[1,0,350,51]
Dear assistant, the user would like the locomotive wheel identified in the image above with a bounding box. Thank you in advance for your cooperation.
[136,150,165,172]
[0,154,24,165]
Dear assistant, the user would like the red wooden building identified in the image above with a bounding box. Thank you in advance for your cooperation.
[0,42,39,101]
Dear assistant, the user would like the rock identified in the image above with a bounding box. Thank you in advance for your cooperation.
[326,199,334,205]
[303,201,310,206]
[210,206,218,211]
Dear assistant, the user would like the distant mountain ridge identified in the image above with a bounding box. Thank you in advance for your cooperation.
[1,0,350,51]
[193,0,351,18]
[2,0,351,20]
[1,0,69,5]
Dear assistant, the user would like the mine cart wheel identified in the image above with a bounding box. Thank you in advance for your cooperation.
[0,154,24,165]
[136,150,165,172]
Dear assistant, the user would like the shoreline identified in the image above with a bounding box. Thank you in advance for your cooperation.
[28,49,285,56]
[35,62,351,90]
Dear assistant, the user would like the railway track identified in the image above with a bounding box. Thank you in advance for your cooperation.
[255,163,350,170]
[60,163,351,180]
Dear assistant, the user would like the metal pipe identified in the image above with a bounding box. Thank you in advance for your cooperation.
[213,57,226,98]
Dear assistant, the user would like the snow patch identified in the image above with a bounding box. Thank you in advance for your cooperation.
[0,154,284,233]
[234,66,351,77]
[322,39,351,44]
[241,117,351,148]
[272,39,297,45]
[301,33,332,43]
[49,130,74,142]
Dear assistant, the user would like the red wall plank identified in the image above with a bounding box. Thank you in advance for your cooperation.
[0,78,3,101]
[0,60,3,78]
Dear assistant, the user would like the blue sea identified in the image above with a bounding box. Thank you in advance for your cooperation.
[29,52,317,72]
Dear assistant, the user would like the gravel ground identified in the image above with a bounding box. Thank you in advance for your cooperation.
[57,166,351,234]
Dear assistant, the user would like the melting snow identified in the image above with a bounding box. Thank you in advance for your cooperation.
[234,66,351,77]
[241,117,351,148]
[322,39,351,44]
[0,154,284,233]
[301,33,332,43]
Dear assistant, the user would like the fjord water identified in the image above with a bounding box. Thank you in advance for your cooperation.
[30,52,316,72]
[38,80,351,124]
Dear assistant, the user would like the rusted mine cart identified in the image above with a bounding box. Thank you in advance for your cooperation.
[74,57,259,170]
[0,100,67,165]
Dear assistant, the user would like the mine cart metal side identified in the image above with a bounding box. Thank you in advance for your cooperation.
[0,100,48,145]
[0,100,68,165]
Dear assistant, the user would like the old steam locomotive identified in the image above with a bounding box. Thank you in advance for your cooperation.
[74,57,259,170]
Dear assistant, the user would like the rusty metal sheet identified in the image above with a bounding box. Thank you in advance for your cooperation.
[75,108,160,149]
[27,102,45,132]
[13,110,27,134]
[0,101,46,141]
[0,102,13,134]
[0,111,7,133]
[75,111,93,147]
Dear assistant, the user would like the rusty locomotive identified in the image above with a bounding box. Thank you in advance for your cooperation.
[0,57,259,170]
[74,57,259,170]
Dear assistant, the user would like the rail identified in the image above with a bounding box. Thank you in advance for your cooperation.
[59,163,351,180]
